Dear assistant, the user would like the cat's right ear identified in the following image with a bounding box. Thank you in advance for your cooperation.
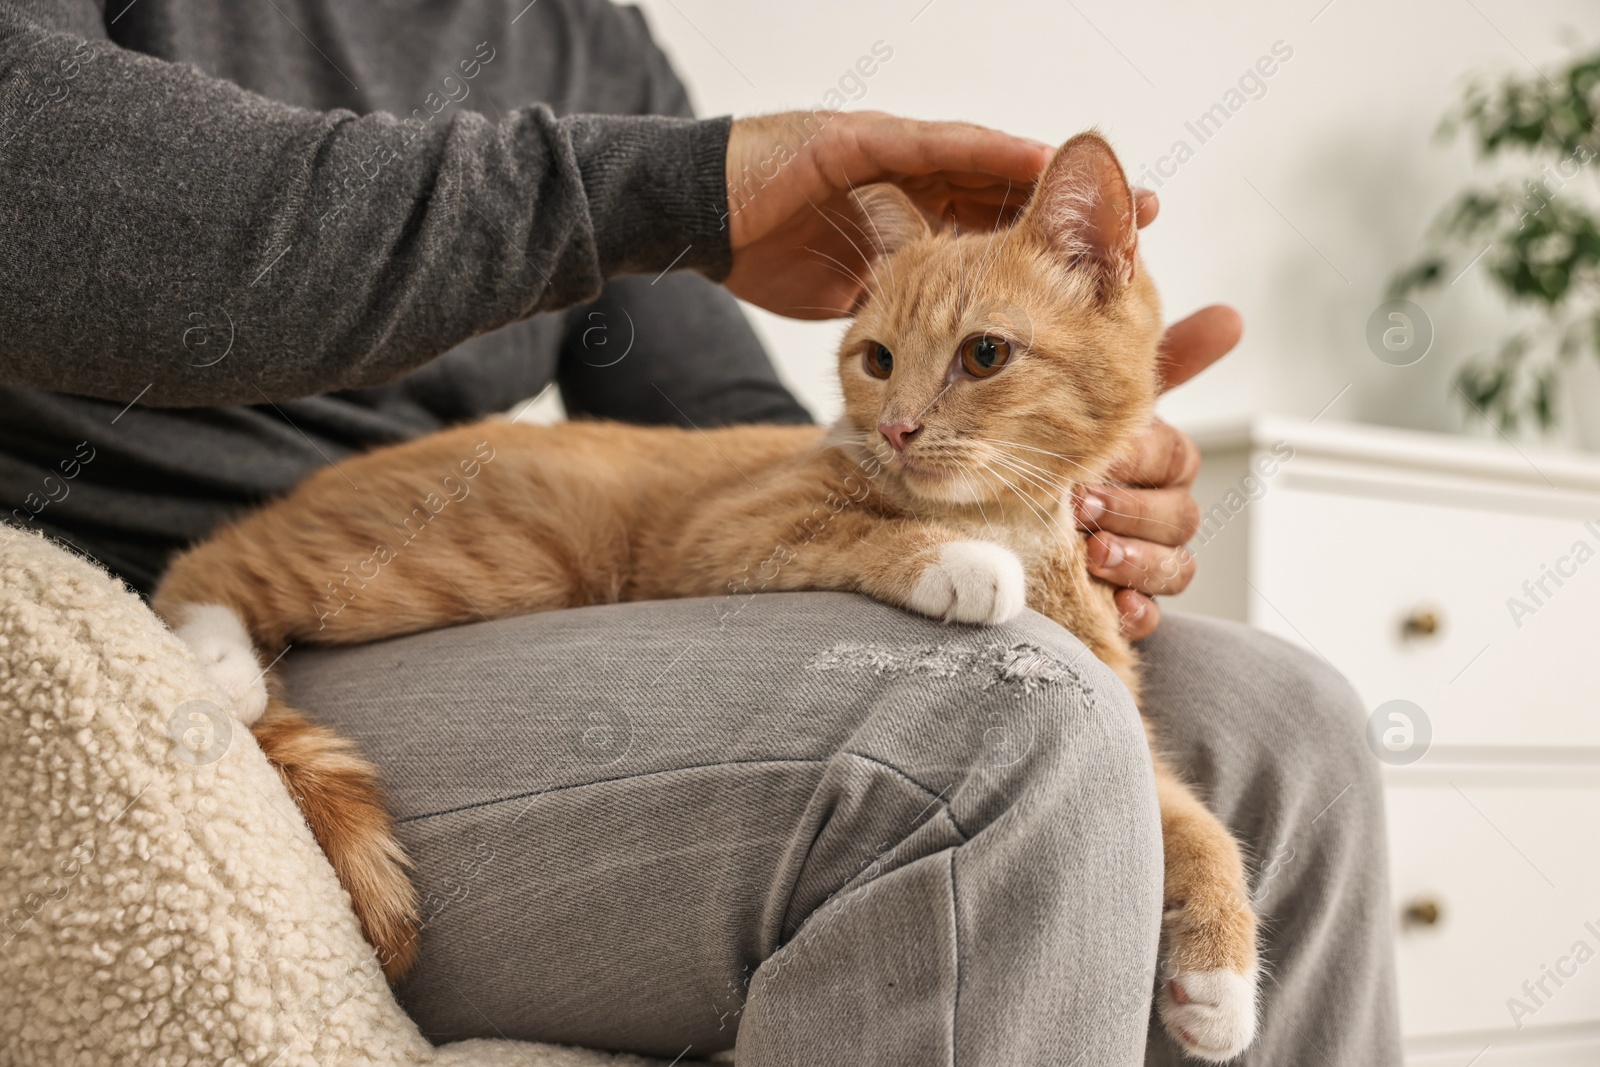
[849,184,934,258]
[1020,131,1138,296]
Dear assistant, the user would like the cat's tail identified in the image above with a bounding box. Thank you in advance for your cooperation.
[252,696,421,981]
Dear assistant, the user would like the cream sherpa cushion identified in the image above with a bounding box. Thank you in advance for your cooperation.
[0,528,677,1067]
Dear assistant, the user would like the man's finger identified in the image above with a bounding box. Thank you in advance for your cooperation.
[842,113,1054,187]
[1134,188,1158,228]
[1086,533,1196,597]
[1106,420,1201,489]
[1115,589,1161,640]
[1075,485,1201,546]
[1158,304,1242,392]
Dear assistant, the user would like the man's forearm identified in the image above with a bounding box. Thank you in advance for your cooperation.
[0,13,731,407]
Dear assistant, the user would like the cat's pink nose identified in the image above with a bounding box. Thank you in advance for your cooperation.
[878,421,923,452]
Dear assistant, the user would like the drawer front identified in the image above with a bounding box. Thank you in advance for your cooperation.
[1252,486,1600,749]
[1387,776,1600,1037]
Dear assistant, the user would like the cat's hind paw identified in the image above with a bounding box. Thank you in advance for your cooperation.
[907,540,1027,625]
[172,603,269,725]
[1158,966,1258,1062]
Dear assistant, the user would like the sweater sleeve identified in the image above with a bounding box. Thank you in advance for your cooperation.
[0,5,733,407]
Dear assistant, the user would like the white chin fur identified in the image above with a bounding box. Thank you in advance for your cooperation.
[1158,966,1259,1062]
[171,603,269,725]
[907,540,1027,625]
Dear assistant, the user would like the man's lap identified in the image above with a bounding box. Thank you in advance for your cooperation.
[279,591,1159,1057]
[278,592,1397,1064]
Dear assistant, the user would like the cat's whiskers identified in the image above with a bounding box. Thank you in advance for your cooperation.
[809,200,885,299]
[802,245,877,300]
[807,260,875,296]
[979,436,1101,481]
[970,442,1074,495]
[913,381,953,423]
[987,453,1068,510]
[978,439,1117,506]
[981,453,1061,512]
[955,438,1173,541]
[984,447,1078,496]
[990,465,1013,523]
[991,445,1186,531]
[954,469,997,534]
[839,177,897,288]
[995,448,1189,538]
[967,181,1017,305]
[975,436,1093,466]
[906,441,991,476]
[985,455,1094,546]
[784,305,859,316]
[988,441,1190,536]
[1090,499,1187,535]
[953,220,968,319]
[984,461,1074,542]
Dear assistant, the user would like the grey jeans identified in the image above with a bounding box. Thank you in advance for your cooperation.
[280,593,1401,1066]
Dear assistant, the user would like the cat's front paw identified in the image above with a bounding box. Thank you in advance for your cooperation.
[1158,965,1258,1061]
[907,540,1026,625]
[1157,899,1259,1061]
[172,603,269,725]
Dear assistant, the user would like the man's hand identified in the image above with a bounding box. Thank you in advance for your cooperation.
[721,111,1054,317]
[1075,302,1243,640]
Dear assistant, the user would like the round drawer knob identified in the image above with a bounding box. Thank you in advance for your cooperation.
[1401,608,1442,638]
[1403,898,1442,927]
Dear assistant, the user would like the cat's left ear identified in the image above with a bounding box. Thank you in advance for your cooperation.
[849,184,935,258]
[1021,131,1138,293]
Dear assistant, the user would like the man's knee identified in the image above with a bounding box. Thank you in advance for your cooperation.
[793,600,1165,930]
[834,604,1151,791]
[787,591,1164,844]
[1137,613,1384,882]
[1142,613,1370,775]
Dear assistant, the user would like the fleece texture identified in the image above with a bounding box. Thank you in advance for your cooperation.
[0,527,672,1067]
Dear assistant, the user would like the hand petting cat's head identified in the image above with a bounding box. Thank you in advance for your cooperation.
[839,131,1162,506]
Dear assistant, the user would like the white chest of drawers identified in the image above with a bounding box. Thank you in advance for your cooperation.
[1171,417,1600,1066]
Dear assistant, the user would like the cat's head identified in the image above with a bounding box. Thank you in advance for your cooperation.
[837,131,1162,507]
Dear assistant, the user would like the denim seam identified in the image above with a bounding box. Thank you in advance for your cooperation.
[949,847,961,1067]
[393,758,826,825]
[841,750,972,841]
[771,749,970,947]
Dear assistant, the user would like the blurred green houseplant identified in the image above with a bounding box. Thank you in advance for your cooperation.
[1392,50,1600,432]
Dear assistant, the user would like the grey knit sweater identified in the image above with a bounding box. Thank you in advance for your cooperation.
[0,0,808,591]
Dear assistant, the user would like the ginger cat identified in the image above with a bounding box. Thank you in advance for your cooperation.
[153,132,1259,1060]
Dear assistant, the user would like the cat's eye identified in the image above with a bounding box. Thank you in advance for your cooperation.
[960,334,1013,378]
[864,342,894,379]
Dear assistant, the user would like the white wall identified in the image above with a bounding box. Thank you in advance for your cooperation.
[632,0,1600,446]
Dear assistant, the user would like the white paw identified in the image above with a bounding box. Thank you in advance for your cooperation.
[1158,967,1258,1062]
[172,603,268,725]
[907,540,1027,625]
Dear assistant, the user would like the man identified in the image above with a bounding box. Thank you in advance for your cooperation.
[0,0,1400,1062]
